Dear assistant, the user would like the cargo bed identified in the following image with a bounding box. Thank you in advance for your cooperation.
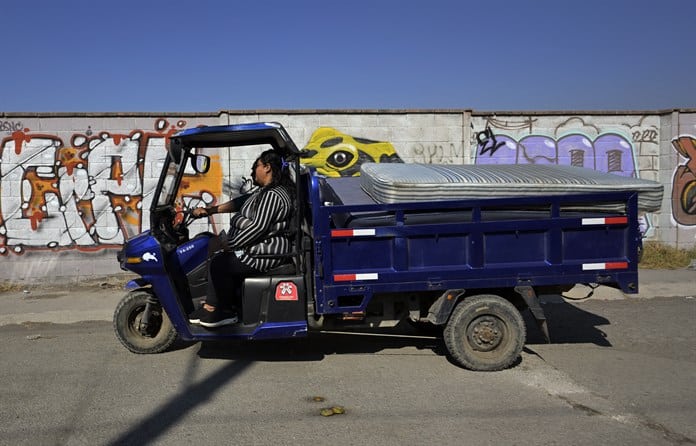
[308,171,642,316]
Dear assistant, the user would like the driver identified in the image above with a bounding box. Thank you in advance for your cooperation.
[188,150,294,328]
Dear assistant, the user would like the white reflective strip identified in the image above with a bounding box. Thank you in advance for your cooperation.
[582,218,605,225]
[355,273,379,280]
[352,229,376,236]
[582,263,605,270]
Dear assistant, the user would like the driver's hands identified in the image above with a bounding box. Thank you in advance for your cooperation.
[192,207,209,218]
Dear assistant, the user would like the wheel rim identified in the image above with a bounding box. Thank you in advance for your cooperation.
[466,315,507,352]
[128,304,163,338]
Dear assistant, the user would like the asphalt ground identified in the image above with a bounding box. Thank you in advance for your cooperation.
[0,268,694,445]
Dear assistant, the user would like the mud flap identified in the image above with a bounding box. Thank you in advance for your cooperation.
[426,289,466,325]
[514,285,550,343]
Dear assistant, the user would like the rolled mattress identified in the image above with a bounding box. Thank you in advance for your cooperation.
[360,163,663,213]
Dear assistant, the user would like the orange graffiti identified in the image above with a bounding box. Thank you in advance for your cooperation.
[22,167,61,231]
[671,136,696,225]
[76,199,96,230]
[179,153,223,200]
[56,146,89,176]
[109,195,143,240]
[673,136,696,174]
[0,118,214,253]
[111,156,124,186]
[11,128,32,155]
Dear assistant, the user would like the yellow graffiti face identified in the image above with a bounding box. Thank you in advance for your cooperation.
[300,127,401,177]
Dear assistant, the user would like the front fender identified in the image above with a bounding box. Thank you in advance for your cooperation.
[426,289,466,325]
[125,277,151,291]
[122,274,194,339]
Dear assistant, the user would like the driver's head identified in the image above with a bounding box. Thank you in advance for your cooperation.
[252,150,289,188]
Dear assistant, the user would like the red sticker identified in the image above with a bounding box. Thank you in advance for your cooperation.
[275,281,298,301]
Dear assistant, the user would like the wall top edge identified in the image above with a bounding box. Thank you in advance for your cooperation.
[0,112,218,118]
[470,108,696,116]
[221,109,473,115]
[223,108,696,115]
[1,108,694,118]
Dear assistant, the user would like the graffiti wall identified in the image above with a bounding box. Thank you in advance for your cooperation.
[468,114,663,237]
[0,110,693,283]
[671,135,696,224]
[0,115,219,282]
[471,115,658,177]
[670,112,696,247]
[245,112,467,166]
[299,127,403,177]
[0,117,218,254]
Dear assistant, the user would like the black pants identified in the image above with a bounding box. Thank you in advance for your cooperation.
[206,252,260,310]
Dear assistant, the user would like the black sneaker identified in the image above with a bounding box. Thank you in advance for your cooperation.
[198,307,238,328]
[188,306,208,325]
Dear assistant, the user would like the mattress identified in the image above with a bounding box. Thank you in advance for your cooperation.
[359,163,663,213]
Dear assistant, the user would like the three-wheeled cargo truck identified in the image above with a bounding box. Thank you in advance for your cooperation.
[114,122,651,371]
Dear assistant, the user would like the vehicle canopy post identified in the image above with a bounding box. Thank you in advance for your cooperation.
[168,137,184,164]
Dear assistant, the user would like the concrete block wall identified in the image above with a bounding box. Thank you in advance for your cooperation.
[222,111,468,165]
[0,109,694,284]
[0,113,218,284]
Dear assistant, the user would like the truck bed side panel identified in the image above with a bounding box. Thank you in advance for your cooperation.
[308,172,641,315]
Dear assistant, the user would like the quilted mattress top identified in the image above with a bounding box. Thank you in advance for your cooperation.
[359,163,663,212]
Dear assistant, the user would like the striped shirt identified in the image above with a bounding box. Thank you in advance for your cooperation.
[227,185,293,271]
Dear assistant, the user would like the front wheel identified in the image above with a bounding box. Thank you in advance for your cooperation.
[114,289,177,354]
[443,294,525,371]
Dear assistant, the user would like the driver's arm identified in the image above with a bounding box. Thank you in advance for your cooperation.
[192,193,252,218]
[192,200,234,218]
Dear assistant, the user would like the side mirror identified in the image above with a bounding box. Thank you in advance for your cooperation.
[192,154,210,174]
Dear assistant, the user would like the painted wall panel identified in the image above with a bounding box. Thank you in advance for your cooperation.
[0,110,693,283]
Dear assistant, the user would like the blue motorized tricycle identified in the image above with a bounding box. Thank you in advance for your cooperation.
[114,122,644,371]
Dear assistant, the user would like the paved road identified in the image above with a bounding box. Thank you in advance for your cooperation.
[0,292,694,445]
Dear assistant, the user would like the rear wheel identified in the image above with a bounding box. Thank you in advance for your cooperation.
[443,294,525,371]
[114,289,177,354]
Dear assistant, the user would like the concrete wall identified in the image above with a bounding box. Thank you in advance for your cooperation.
[1,109,694,284]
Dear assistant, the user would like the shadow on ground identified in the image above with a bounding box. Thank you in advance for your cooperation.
[195,298,613,363]
[197,331,447,362]
[525,298,612,346]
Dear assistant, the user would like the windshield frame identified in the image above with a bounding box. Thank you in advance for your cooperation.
[155,152,185,209]
[150,122,302,230]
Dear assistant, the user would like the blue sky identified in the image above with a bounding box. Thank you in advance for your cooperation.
[2,0,695,112]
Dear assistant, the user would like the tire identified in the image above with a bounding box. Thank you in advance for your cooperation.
[113,289,177,354]
[443,294,525,371]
